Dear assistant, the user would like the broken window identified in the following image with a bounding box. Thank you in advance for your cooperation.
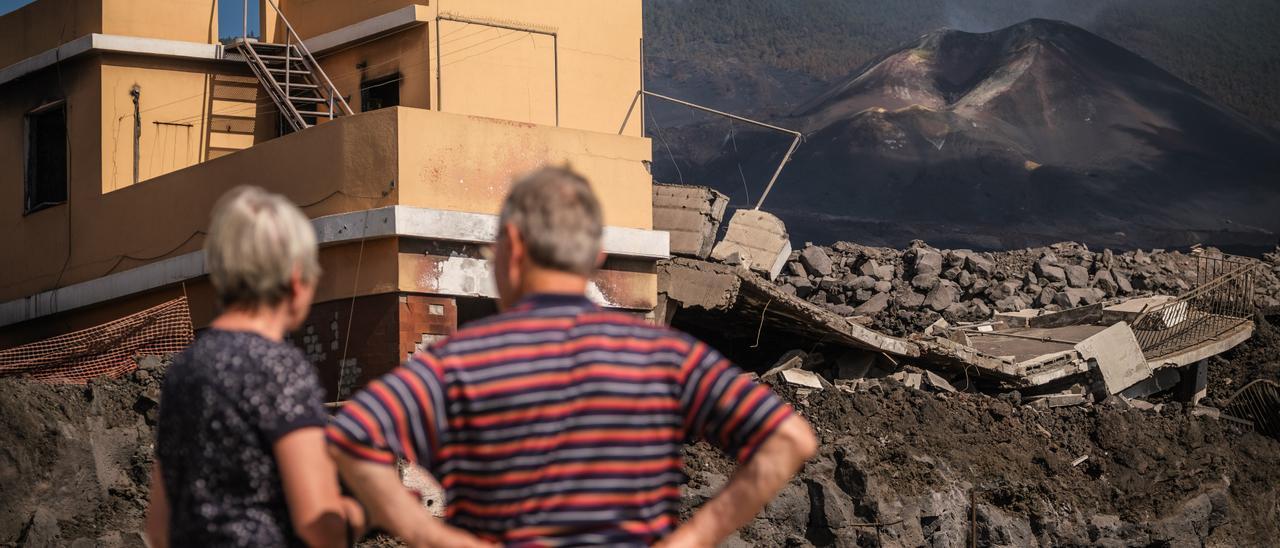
[25,102,68,214]
[360,74,400,112]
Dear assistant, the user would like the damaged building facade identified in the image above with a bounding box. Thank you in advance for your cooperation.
[0,0,664,397]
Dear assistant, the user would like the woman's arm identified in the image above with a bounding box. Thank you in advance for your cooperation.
[275,427,365,548]
[144,462,170,548]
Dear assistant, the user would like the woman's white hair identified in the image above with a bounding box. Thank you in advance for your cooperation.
[205,186,320,307]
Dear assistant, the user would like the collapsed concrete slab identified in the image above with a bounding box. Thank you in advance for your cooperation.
[652,183,730,259]
[663,249,1257,402]
[660,257,919,358]
[710,209,792,280]
[1074,322,1151,394]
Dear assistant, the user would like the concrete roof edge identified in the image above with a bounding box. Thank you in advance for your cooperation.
[0,33,224,87]
[304,4,430,55]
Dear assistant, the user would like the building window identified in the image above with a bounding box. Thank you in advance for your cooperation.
[360,74,400,112]
[25,102,68,214]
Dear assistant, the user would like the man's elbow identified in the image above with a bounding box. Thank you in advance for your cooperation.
[796,418,820,461]
[778,415,819,463]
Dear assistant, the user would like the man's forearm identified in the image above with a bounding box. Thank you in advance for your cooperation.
[330,450,437,545]
[667,415,818,546]
[329,449,497,548]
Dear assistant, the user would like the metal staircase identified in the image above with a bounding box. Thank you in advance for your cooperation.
[234,0,352,132]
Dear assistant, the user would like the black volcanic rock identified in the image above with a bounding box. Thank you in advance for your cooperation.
[673,19,1280,250]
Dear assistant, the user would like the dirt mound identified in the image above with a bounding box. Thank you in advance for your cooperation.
[0,358,165,547]
[684,381,1280,546]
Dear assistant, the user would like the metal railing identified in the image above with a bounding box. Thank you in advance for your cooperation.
[1130,254,1259,359]
[237,0,353,131]
[1223,379,1280,438]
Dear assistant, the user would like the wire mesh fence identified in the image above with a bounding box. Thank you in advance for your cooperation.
[0,297,194,384]
[1131,255,1258,360]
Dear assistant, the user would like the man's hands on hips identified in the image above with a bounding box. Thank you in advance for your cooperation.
[661,414,818,547]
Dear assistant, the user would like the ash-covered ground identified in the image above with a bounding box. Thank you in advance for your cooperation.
[686,319,1280,546]
[2,243,1278,547]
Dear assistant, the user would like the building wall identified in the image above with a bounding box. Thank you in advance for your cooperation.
[0,0,103,68]
[276,0,643,137]
[99,0,218,44]
[0,103,401,303]
[396,108,652,229]
[0,57,102,303]
[99,55,259,192]
[315,25,432,112]
[1,105,652,305]
[0,0,217,69]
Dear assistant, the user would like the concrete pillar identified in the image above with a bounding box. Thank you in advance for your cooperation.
[1177,358,1209,405]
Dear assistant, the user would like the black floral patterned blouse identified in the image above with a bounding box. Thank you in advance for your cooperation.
[156,329,327,547]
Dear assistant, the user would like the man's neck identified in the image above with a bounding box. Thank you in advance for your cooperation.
[515,267,589,301]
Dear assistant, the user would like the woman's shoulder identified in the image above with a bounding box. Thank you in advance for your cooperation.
[175,329,311,377]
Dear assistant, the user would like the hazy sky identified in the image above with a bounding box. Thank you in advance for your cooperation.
[0,0,260,38]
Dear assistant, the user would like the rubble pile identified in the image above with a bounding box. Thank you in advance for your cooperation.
[773,241,1280,336]
[684,374,1280,547]
[0,356,167,547]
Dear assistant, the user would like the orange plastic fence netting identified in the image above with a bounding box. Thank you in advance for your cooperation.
[0,297,194,384]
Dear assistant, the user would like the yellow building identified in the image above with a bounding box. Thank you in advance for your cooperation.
[0,0,661,397]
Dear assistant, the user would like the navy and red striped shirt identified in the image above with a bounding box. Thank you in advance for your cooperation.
[327,293,794,546]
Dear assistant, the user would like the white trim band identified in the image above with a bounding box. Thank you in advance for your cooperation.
[0,34,224,87]
[0,206,668,327]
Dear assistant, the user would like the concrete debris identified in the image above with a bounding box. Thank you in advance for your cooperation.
[1074,322,1151,394]
[667,216,1275,425]
[923,371,957,392]
[710,209,792,280]
[1029,392,1089,408]
[652,183,729,259]
[761,349,807,379]
[889,371,923,390]
[780,368,825,390]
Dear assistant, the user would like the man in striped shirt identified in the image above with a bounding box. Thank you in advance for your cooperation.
[328,167,817,547]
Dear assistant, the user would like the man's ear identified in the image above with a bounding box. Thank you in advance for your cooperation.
[503,222,524,261]
[595,250,606,269]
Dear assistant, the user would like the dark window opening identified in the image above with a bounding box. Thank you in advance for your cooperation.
[25,102,68,214]
[360,74,400,112]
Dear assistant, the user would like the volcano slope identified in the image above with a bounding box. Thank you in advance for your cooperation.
[671,19,1280,251]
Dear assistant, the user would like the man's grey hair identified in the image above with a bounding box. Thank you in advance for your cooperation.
[498,166,604,276]
[205,186,321,307]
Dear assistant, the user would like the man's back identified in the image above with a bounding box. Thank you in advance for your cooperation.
[328,294,793,546]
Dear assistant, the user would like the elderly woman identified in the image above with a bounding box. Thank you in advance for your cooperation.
[145,186,363,547]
